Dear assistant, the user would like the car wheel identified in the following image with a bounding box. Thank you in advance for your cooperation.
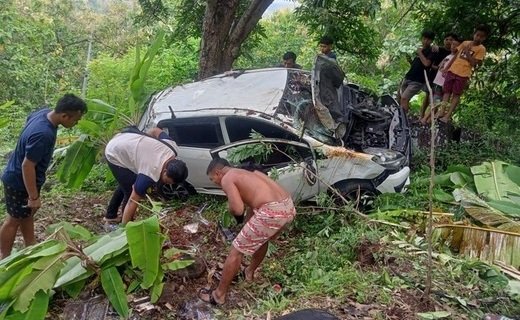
[155,181,197,201]
[332,180,378,212]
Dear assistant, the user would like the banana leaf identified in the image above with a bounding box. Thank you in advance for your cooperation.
[56,134,98,189]
[471,161,520,202]
[11,254,65,312]
[100,267,129,318]
[126,216,163,289]
[4,290,49,320]
[453,188,520,232]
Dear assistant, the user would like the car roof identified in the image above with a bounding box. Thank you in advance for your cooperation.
[147,68,290,120]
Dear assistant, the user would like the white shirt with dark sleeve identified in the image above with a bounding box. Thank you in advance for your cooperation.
[104,132,178,196]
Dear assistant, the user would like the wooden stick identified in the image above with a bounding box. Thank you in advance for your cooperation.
[434,224,520,237]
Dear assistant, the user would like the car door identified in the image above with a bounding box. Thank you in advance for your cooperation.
[159,117,225,194]
[210,138,320,202]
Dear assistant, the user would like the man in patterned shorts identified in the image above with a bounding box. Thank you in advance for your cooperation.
[199,158,296,305]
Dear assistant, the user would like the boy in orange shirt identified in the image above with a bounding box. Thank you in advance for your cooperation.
[438,25,490,123]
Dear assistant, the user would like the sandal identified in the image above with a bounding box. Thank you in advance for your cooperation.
[212,269,246,283]
[198,288,222,306]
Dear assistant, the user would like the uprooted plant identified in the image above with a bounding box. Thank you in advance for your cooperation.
[0,215,194,320]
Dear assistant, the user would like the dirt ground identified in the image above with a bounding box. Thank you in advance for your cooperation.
[12,191,465,319]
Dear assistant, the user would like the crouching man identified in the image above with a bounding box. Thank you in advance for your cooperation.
[199,158,296,305]
[104,127,188,224]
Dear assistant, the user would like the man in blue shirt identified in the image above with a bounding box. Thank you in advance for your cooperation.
[319,36,337,60]
[1,94,87,258]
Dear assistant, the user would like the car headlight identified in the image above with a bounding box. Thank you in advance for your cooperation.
[363,147,406,170]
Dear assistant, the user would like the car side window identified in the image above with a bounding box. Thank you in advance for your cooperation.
[159,117,224,148]
[225,116,300,143]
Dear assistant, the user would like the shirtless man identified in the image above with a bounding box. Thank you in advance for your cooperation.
[199,158,296,305]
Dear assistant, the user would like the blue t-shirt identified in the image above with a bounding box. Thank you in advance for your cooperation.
[1,108,57,190]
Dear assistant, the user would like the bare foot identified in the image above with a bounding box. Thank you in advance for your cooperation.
[198,288,225,305]
[244,266,255,282]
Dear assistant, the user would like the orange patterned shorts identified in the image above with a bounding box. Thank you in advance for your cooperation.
[233,197,296,255]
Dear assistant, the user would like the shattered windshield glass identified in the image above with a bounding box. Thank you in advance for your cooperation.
[276,70,337,145]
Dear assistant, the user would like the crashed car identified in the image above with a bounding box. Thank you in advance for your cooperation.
[139,55,411,208]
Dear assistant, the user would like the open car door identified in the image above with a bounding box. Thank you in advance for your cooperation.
[210,138,319,202]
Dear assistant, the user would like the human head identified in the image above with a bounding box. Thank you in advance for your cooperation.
[443,33,458,49]
[421,30,435,47]
[282,51,297,68]
[161,159,188,185]
[319,36,334,55]
[473,24,490,45]
[55,94,87,128]
[206,157,231,186]
[450,38,461,53]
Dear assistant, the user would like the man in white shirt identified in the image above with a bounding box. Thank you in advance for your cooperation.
[104,127,188,224]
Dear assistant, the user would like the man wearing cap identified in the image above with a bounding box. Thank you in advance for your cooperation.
[104,127,188,224]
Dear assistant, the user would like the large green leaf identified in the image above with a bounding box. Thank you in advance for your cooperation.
[488,200,520,217]
[150,270,164,304]
[11,254,65,312]
[84,99,117,123]
[471,161,520,202]
[100,267,129,318]
[4,290,49,320]
[56,134,98,189]
[0,301,14,320]
[0,264,34,301]
[453,188,520,232]
[46,222,92,241]
[55,229,127,287]
[126,216,162,289]
[0,240,62,269]
[62,278,87,299]
[161,259,194,272]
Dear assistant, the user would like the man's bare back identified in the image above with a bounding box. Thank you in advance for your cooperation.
[221,168,289,209]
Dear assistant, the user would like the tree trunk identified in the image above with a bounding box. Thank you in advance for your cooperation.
[198,0,274,79]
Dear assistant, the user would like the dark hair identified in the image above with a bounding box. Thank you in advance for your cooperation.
[55,94,87,114]
[444,32,459,42]
[421,30,435,40]
[283,51,297,61]
[475,24,491,35]
[206,158,230,175]
[319,35,334,45]
[165,159,188,183]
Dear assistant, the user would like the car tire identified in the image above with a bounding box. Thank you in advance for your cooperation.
[332,180,379,212]
[155,181,197,201]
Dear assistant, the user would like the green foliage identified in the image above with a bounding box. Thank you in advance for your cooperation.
[100,267,129,318]
[295,0,381,60]
[126,216,163,289]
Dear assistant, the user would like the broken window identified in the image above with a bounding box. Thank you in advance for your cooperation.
[225,116,299,142]
[159,117,224,148]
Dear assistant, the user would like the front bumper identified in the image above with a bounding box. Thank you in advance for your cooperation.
[375,166,410,193]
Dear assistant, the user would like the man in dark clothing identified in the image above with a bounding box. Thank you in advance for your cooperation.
[419,33,458,118]
[279,51,302,69]
[319,36,337,60]
[1,94,87,258]
[398,30,435,113]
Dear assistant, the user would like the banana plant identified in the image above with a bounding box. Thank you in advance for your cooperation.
[57,31,165,188]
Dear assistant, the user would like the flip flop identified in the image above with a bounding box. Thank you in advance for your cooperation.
[103,217,121,223]
[198,288,222,306]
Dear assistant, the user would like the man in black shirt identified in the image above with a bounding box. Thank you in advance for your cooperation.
[398,31,435,113]
[419,33,458,118]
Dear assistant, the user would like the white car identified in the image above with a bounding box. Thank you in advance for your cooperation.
[140,56,411,208]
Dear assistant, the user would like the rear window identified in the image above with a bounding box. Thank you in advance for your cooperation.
[225,116,299,142]
[159,117,224,148]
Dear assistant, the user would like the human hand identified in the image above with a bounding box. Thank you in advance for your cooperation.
[416,47,423,55]
[431,45,439,52]
[27,198,41,214]
[147,127,164,138]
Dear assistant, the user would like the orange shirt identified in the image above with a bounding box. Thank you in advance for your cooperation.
[449,41,486,78]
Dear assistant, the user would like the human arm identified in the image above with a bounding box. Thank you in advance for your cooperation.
[221,177,245,215]
[416,47,432,67]
[147,127,164,139]
[21,158,41,210]
[121,188,142,224]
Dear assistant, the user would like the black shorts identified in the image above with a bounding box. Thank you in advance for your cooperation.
[3,185,32,219]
